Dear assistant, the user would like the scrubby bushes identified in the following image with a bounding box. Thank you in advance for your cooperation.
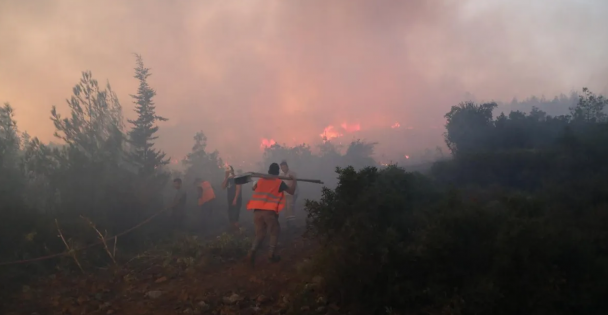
[302,88,608,314]
[304,166,608,314]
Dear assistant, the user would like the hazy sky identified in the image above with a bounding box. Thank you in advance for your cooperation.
[1,0,607,166]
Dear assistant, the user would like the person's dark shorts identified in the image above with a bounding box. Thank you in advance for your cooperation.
[228,203,242,223]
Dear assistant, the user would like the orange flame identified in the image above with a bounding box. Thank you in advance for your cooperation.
[404,155,410,159]
[320,126,342,140]
[391,122,400,129]
[260,138,276,149]
[320,122,360,140]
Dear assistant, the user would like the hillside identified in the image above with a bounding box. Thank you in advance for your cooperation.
[3,228,325,315]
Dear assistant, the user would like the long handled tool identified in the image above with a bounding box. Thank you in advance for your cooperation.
[234,172,324,185]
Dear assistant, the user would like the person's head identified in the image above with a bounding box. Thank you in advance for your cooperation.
[268,163,280,176]
[173,178,182,189]
[280,161,289,173]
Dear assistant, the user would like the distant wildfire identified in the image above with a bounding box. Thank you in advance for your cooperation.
[320,122,361,141]
[260,138,276,149]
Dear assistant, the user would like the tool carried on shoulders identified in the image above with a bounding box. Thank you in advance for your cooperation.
[234,172,324,185]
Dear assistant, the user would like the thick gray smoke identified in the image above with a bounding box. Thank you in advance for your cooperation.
[1,0,607,166]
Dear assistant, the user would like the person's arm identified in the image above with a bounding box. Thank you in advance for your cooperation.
[280,175,297,195]
[252,181,258,191]
[233,184,242,203]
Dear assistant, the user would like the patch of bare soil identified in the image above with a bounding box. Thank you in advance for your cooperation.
[3,229,321,315]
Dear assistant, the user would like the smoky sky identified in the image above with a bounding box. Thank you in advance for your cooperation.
[1,0,607,166]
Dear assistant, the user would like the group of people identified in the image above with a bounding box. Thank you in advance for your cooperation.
[168,161,299,266]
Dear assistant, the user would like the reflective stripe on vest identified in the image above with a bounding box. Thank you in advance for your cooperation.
[246,178,285,212]
[198,181,216,205]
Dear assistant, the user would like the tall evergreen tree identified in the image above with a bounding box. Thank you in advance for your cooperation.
[127,54,169,176]
[0,103,19,158]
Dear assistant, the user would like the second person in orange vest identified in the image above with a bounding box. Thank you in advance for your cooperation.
[245,163,296,266]
[195,178,216,233]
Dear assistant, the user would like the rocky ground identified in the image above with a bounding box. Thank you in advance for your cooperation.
[2,226,336,315]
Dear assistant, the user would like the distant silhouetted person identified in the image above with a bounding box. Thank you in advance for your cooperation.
[280,161,299,231]
[170,178,187,230]
[222,165,242,232]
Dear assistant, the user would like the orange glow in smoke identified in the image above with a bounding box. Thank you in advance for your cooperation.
[320,125,343,140]
[391,122,400,129]
[340,122,361,132]
[320,122,361,140]
[260,138,276,149]
[405,155,410,159]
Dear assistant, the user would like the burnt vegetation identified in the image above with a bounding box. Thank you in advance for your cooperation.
[1,55,608,314]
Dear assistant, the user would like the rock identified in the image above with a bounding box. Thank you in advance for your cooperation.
[155,276,168,283]
[316,306,326,313]
[145,290,163,299]
[223,293,243,305]
[256,295,270,304]
[198,301,211,311]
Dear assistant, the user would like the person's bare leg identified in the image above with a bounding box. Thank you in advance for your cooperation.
[267,212,281,262]
[246,211,266,266]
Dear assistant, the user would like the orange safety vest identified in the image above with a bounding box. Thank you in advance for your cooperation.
[198,181,216,205]
[246,178,285,213]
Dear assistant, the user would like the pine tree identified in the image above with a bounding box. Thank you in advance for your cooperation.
[0,103,20,163]
[127,54,169,176]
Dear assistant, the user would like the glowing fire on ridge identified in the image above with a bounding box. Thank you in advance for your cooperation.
[320,122,361,141]
[391,122,400,129]
[260,138,276,149]
[320,126,343,140]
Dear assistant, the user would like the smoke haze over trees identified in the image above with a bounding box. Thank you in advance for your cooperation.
[2,1,608,313]
[1,51,608,312]
[2,0,608,164]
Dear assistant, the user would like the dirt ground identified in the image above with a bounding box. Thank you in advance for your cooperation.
[2,224,325,315]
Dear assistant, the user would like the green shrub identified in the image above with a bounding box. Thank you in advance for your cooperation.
[304,166,608,315]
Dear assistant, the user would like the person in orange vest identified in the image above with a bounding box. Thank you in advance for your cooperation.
[245,163,296,266]
[194,178,216,231]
